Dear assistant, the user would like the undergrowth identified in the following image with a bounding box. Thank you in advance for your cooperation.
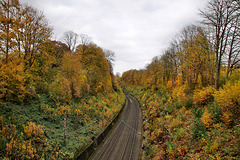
[0,90,125,159]
[124,84,240,160]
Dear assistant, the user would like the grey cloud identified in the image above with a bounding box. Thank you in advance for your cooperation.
[20,0,209,74]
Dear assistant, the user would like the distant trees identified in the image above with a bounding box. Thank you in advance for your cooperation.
[60,31,117,94]
[121,0,239,91]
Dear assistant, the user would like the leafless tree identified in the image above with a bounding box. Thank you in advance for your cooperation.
[199,0,240,89]
[78,34,92,53]
[104,49,115,78]
[62,30,78,52]
[80,34,91,46]
[115,72,121,79]
[225,10,240,79]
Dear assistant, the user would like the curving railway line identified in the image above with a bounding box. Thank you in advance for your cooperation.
[90,94,142,160]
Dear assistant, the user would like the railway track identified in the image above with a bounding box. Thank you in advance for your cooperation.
[91,94,142,160]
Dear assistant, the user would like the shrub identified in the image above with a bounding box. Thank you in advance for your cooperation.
[174,128,185,140]
[167,141,177,158]
[0,119,62,159]
[184,98,194,109]
[162,96,168,104]
[207,103,222,123]
[201,108,213,128]
[0,63,33,103]
[193,86,216,105]
[220,111,232,125]
[191,119,206,139]
[171,85,187,106]
[193,108,204,119]
[49,74,72,103]
[166,80,173,90]
[214,82,240,118]
[228,71,240,84]
[165,105,173,114]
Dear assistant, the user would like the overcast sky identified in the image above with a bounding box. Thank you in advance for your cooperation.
[20,0,209,75]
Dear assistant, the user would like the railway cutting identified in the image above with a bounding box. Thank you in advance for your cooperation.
[90,94,142,160]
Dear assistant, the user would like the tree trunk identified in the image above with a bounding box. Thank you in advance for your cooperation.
[215,58,221,90]
[6,0,10,64]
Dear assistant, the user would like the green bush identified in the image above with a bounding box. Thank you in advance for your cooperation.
[184,99,194,109]
[208,103,222,123]
[193,108,204,119]
[162,96,168,104]
[165,105,173,114]
[191,119,206,139]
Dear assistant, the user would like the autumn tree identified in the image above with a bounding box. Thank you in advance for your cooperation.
[49,40,70,66]
[199,0,240,89]
[21,5,52,70]
[0,1,52,102]
[171,25,199,85]
[144,57,164,88]
[162,46,179,84]
[121,70,135,85]
[31,40,70,93]
[1,2,52,69]
[48,52,85,103]
[179,26,215,86]
[121,69,144,87]
[0,0,20,64]
[76,43,112,93]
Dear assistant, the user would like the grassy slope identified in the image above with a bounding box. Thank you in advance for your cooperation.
[0,91,125,159]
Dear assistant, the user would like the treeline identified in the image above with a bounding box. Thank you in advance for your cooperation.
[121,0,239,90]
[0,0,119,104]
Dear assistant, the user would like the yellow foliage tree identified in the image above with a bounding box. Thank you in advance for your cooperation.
[49,74,72,103]
[0,62,33,103]
[60,52,86,98]
[76,43,112,94]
